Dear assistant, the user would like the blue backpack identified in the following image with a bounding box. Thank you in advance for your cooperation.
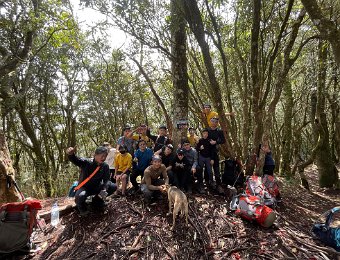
[312,206,340,251]
[68,181,79,197]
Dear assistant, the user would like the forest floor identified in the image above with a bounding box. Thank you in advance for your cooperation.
[2,165,340,260]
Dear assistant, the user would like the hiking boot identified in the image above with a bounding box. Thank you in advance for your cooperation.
[79,208,89,217]
[197,183,206,194]
[210,181,216,190]
[217,185,224,195]
[187,186,193,194]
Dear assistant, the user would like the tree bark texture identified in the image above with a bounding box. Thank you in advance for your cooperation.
[300,0,340,66]
[170,0,189,147]
[314,41,339,187]
[0,130,21,203]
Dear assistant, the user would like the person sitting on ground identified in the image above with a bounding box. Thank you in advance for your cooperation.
[114,145,132,196]
[117,126,135,156]
[128,124,153,149]
[130,140,153,193]
[66,146,117,216]
[146,125,171,152]
[188,127,199,147]
[196,129,214,187]
[181,139,205,194]
[102,142,118,183]
[171,148,191,192]
[154,144,175,184]
[140,155,168,204]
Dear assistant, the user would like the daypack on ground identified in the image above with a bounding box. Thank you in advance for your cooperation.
[245,175,276,207]
[262,174,280,198]
[0,200,42,253]
[230,194,276,227]
[312,206,340,251]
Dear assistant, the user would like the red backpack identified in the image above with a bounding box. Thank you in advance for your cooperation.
[230,194,276,228]
[0,200,42,253]
[262,174,280,197]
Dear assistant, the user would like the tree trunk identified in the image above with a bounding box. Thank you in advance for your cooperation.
[0,130,22,203]
[280,81,293,177]
[181,0,233,157]
[314,41,339,187]
[246,0,262,175]
[300,0,340,66]
[170,0,189,147]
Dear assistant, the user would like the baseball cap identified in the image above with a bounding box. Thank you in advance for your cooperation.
[123,125,131,131]
[165,144,174,150]
[152,155,162,161]
[203,104,211,108]
[177,148,185,155]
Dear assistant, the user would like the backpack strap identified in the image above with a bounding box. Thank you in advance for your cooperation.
[74,166,100,191]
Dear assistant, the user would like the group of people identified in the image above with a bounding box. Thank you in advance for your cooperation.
[66,104,276,216]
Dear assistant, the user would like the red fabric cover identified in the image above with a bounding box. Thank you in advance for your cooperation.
[256,205,275,227]
[0,200,42,212]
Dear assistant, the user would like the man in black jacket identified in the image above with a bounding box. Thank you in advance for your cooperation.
[208,117,226,194]
[146,125,171,152]
[66,146,116,216]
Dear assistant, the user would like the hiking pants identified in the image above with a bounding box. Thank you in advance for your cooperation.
[211,152,221,185]
[75,187,101,211]
[140,179,165,202]
[173,168,190,191]
[199,154,213,184]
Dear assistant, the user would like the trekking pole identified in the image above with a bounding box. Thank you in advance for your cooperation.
[12,179,25,201]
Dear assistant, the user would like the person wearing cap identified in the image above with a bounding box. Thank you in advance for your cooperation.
[130,140,153,192]
[155,144,175,184]
[116,126,135,156]
[66,146,117,216]
[187,127,199,147]
[181,139,205,194]
[171,148,191,191]
[114,145,132,196]
[128,124,153,148]
[146,125,171,152]
[196,129,214,187]
[208,117,226,194]
[140,155,168,204]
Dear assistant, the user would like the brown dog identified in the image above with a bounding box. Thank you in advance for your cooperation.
[165,185,188,231]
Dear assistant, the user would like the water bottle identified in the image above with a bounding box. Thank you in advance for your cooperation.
[51,202,60,227]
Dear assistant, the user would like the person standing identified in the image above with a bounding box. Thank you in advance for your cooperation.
[146,125,171,152]
[207,117,226,194]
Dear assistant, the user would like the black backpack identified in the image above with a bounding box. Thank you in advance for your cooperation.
[222,158,244,187]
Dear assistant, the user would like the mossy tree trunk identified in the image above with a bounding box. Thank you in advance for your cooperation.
[313,41,339,188]
[0,130,22,203]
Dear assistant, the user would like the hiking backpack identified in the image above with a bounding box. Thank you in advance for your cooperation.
[245,175,276,207]
[312,207,340,251]
[230,194,276,228]
[262,174,280,198]
[0,200,42,253]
